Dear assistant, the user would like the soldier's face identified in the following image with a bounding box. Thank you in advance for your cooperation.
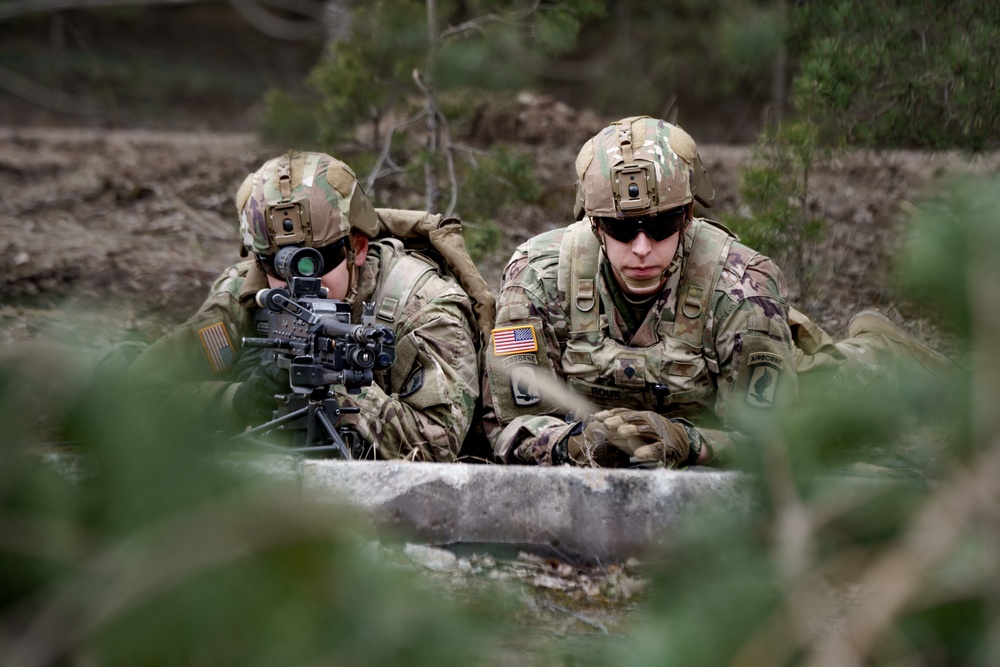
[601,228,680,297]
[265,234,369,300]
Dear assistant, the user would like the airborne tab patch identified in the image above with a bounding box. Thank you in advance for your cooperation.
[198,322,235,373]
[746,352,782,408]
[492,325,538,356]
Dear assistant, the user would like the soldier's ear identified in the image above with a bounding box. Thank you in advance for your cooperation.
[352,233,369,266]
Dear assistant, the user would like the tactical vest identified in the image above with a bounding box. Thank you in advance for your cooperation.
[370,237,494,460]
[544,218,735,418]
[366,238,441,393]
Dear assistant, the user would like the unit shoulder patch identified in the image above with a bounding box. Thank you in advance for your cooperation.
[746,352,782,407]
[509,365,541,407]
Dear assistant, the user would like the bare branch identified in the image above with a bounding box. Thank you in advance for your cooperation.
[488,40,619,83]
[440,110,459,218]
[0,0,203,23]
[227,0,324,40]
[411,64,460,217]
[438,0,540,41]
[538,597,609,635]
[0,0,324,29]
[364,110,427,193]
[808,439,1000,667]
[0,65,103,115]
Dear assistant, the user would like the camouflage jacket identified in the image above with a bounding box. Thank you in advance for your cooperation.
[129,239,480,462]
[482,218,798,465]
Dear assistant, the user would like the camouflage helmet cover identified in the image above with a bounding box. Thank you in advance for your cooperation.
[236,150,379,256]
[574,116,713,220]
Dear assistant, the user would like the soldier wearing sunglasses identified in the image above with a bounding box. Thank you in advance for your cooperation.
[481,116,795,468]
[483,116,954,469]
[130,151,482,462]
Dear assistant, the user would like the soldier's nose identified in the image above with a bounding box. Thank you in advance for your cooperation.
[631,231,653,254]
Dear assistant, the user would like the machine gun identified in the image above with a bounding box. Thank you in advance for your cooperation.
[234,246,395,458]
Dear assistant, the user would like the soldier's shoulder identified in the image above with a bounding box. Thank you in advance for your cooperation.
[389,253,476,324]
[525,225,568,251]
[208,261,255,298]
[508,225,575,283]
[716,239,786,303]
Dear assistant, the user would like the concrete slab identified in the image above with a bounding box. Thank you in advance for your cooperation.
[300,461,751,561]
[32,450,752,561]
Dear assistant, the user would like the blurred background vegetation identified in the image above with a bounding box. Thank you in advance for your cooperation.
[3,0,1000,664]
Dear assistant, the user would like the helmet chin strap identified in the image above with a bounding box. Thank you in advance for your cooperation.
[343,244,359,304]
[609,262,669,292]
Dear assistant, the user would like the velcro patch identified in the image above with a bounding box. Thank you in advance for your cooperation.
[198,322,235,374]
[492,325,538,356]
[615,357,646,388]
[399,366,424,398]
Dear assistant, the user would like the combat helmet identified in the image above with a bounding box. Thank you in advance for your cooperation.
[236,150,379,299]
[574,116,715,222]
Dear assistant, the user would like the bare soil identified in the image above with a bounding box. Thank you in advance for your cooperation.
[0,97,992,354]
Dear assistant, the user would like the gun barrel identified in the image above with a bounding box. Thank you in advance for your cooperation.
[318,318,369,342]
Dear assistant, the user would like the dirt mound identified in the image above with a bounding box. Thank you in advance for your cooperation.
[1,128,270,340]
[460,91,607,149]
[0,114,989,352]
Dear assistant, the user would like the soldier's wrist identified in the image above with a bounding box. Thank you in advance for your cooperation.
[671,418,704,467]
[552,421,584,465]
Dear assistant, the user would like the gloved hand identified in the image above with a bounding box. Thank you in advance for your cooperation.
[593,408,696,469]
[559,420,618,467]
[232,348,287,424]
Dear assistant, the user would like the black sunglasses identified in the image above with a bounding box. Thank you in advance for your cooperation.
[595,206,688,243]
[256,238,349,280]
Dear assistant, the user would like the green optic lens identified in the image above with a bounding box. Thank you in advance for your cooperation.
[296,257,318,276]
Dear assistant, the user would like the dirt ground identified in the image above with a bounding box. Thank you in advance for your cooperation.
[0,97,993,353]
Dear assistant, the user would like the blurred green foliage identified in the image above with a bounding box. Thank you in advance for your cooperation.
[789,0,1000,152]
[0,354,505,666]
[597,175,994,667]
[725,117,828,300]
[729,1,999,305]
[308,0,427,148]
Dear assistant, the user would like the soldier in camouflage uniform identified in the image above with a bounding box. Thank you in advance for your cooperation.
[483,116,798,467]
[130,151,481,462]
[483,116,952,468]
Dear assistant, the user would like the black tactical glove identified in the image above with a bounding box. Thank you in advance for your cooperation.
[232,348,287,424]
[593,408,700,469]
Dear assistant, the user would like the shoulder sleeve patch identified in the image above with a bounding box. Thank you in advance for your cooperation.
[197,322,236,373]
[492,325,538,356]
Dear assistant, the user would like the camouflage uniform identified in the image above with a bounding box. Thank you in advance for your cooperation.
[484,115,949,467]
[483,216,798,464]
[129,151,480,462]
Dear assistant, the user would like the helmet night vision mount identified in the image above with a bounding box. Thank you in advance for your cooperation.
[267,198,313,251]
[611,141,658,214]
[265,159,314,254]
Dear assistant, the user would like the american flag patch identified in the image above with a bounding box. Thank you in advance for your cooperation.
[492,325,538,356]
[198,322,235,373]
